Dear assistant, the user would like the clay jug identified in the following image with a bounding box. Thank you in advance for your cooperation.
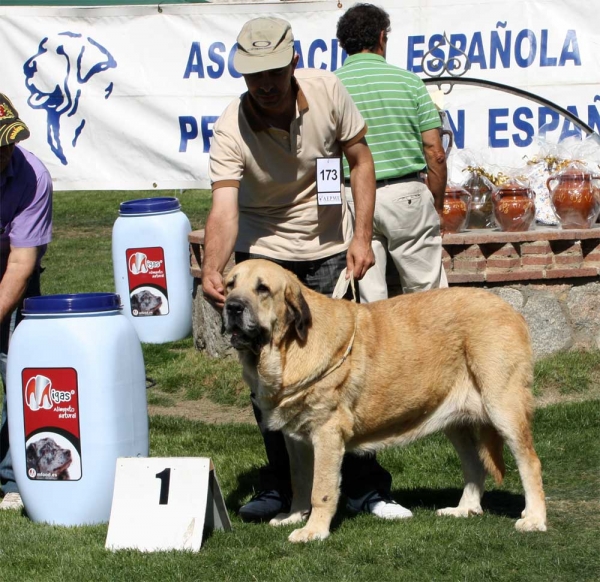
[547,164,600,229]
[492,182,535,232]
[443,185,471,233]
[463,173,494,229]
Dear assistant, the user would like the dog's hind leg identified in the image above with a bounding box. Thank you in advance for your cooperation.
[436,426,487,518]
[270,436,312,527]
[486,401,547,532]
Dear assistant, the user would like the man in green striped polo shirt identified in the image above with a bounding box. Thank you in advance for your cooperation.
[336,3,448,300]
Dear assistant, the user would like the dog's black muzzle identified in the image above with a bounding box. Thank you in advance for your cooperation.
[223,296,266,352]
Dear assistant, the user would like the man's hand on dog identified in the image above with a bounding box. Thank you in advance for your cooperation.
[202,268,226,308]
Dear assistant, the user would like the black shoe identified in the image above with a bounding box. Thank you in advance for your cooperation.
[239,490,291,523]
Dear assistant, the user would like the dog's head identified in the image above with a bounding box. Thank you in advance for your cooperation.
[26,437,72,476]
[132,290,162,314]
[223,259,311,353]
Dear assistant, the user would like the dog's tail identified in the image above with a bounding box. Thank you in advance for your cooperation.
[478,425,505,484]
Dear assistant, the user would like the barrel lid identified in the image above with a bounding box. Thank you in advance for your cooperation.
[23,293,122,314]
[119,197,181,215]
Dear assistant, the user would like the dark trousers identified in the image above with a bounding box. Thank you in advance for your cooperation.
[235,251,392,499]
[1,267,42,494]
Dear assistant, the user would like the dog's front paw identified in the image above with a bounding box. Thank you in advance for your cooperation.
[436,506,483,518]
[269,511,307,527]
[515,516,547,532]
[288,525,330,543]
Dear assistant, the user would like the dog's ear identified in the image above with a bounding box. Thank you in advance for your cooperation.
[284,282,312,342]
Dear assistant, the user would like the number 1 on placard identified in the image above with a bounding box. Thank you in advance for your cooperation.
[155,468,171,505]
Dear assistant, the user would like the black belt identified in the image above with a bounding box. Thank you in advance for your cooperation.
[377,170,425,185]
[344,169,424,186]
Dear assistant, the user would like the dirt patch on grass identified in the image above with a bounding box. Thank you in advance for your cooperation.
[148,390,599,425]
[149,396,254,424]
[535,379,600,408]
[54,226,113,239]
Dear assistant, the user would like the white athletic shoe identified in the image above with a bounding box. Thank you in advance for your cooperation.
[0,492,24,510]
[347,490,413,520]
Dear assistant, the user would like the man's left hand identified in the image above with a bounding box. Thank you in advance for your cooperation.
[346,238,375,281]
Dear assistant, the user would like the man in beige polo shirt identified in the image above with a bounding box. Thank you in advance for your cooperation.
[202,17,413,524]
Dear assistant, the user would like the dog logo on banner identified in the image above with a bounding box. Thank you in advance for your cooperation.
[23,32,117,165]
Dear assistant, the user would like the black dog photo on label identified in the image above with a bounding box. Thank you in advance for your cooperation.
[26,437,72,480]
[130,289,163,315]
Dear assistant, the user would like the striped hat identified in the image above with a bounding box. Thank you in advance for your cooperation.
[0,93,30,146]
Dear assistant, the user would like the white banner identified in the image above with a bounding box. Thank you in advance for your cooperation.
[1,0,598,190]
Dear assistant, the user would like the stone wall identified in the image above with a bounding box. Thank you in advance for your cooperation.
[189,225,600,360]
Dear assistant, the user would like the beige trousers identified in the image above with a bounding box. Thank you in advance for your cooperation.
[348,179,447,302]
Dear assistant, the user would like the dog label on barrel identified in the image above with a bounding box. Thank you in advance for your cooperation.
[125,247,169,316]
[105,457,231,552]
[21,368,82,481]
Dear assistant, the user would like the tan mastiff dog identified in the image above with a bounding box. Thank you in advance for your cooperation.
[223,259,547,542]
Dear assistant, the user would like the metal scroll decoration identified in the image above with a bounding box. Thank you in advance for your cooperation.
[421,32,471,80]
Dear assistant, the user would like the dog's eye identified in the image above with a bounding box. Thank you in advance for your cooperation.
[256,283,270,295]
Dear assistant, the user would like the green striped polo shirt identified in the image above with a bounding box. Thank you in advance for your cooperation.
[336,52,441,180]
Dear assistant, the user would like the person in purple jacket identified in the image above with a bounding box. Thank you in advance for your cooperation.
[0,93,53,510]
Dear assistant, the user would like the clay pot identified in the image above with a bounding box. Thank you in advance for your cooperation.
[492,183,535,232]
[547,165,600,229]
[463,174,494,229]
[443,185,471,233]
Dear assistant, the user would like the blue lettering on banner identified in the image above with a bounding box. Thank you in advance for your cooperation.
[227,47,242,79]
[184,41,238,79]
[408,25,581,72]
[294,40,305,69]
[308,39,327,70]
[514,29,536,68]
[487,100,600,148]
[538,107,560,134]
[184,39,345,79]
[184,42,204,78]
[445,110,465,149]
[179,116,198,151]
[177,99,599,154]
[589,96,600,133]
[513,107,535,146]
[559,105,583,141]
[207,42,226,79]
[179,116,218,152]
[201,116,219,152]
[489,109,510,147]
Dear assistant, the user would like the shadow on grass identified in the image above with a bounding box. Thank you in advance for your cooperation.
[388,487,524,518]
[225,467,263,513]
[225,466,525,524]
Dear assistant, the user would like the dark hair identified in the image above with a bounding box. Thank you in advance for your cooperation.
[336,3,391,55]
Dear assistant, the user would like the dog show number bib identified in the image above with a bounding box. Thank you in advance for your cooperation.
[316,157,342,206]
[22,368,82,481]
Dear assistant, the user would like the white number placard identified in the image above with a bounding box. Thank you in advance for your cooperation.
[105,457,231,552]
[316,157,342,205]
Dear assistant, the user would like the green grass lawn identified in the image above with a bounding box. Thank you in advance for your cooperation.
[1,190,598,580]
[1,402,598,581]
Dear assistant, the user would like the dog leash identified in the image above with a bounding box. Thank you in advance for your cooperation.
[280,321,357,394]
[281,270,357,394]
[332,269,357,302]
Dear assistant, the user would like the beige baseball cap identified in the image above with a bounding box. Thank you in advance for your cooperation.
[233,17,295,75]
